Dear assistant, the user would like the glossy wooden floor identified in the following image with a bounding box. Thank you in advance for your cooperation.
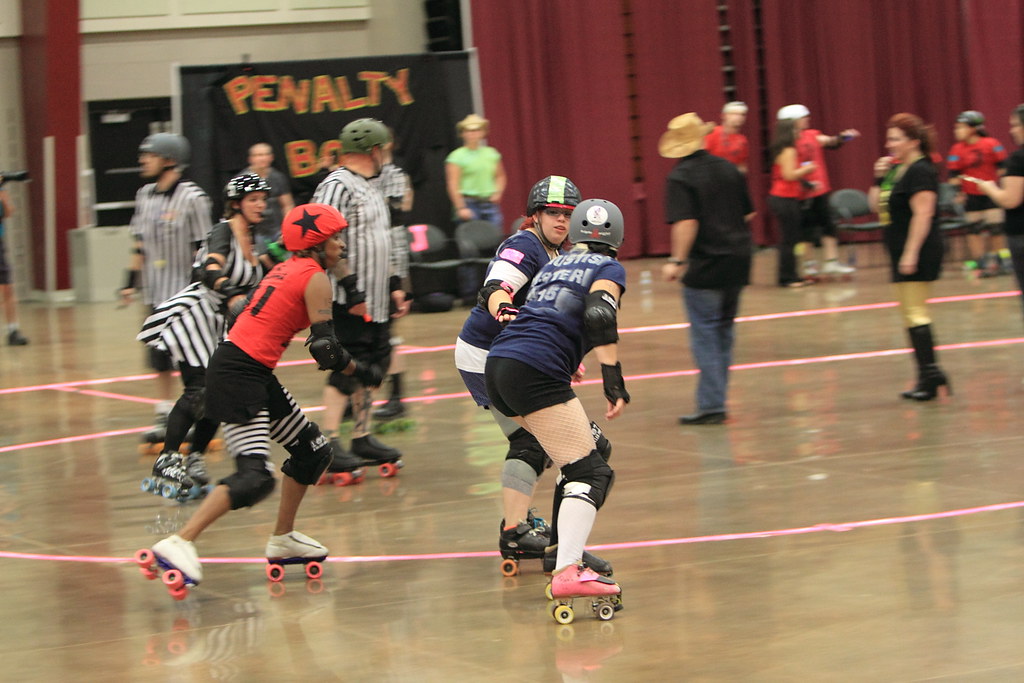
[3,246,1024,682]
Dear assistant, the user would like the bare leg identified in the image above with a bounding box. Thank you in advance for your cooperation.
[321,384,347,435]
[273,475,307,535]
[1,283,17,325]
[350,386,371,439]
[821,235,840,262]
[176,485,232,542]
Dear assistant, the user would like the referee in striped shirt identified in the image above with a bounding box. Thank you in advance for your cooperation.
[121,133,212,403]
[312,118,411,467]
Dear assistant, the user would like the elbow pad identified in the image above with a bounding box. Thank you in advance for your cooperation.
[200,257,225,291]
[305,320,352,371]
[583,291,619,347]
[477,279,513,310]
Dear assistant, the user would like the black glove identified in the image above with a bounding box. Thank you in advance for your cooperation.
[352,361,384,387]
[600,363,630,404]
[339,274,366,308]
[494,301,519,327]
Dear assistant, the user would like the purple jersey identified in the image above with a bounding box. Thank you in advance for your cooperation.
[489,250,627,381]
[457,230,556,351]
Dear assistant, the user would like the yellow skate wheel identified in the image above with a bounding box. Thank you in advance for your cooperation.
[552,603,575,625]
[544,583,553,601]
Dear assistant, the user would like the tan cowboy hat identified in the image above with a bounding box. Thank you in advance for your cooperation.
[457,113,489,133]
[658,113,714,158]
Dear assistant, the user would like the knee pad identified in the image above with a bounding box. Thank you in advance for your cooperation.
[502,459,540,496]
[281,422,333,485]
[504,427,548,476]
[560,450,615,510]
[328,368,361,395]
[219,454,276,510]
[590,421,612,463]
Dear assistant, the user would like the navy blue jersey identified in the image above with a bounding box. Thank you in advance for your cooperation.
[457,229,555,353]
[489,250,627,381]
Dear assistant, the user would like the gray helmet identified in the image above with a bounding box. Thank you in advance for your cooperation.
[138,133,191,167]
[956,110,985,127]
[569,198,624,249]
[525,175,582,215]
[223,172,271,203]
[339,118,389,154]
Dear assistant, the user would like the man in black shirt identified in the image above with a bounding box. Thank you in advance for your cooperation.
[659,113,755,425]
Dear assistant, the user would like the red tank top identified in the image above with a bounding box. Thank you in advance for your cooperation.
[228,256,320,368]
[769,159,802,198]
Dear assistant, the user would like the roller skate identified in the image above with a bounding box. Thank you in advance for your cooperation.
[543,544,613,577]
[351,434,403,478]
[372,395,405,420]
[801,259,820,284]
[136,534,202,600]
[499,520,550,577]
[547,563,622,625]
[819,259,855,281]
[318,438,366,486]
[141,452,205,502]
[265,531,328,595]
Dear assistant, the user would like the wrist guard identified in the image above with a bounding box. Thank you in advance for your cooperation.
[600,362,630,404]
[495,301,519,327]
[339,274,366,307]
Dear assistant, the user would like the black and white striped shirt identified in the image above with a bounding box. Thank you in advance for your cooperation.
[130,180,212,305]
[371,162,411,279]
[312,167,393,322]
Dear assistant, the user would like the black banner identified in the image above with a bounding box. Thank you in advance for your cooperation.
[180,52,473,231]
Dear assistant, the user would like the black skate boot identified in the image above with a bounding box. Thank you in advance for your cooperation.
[184,452,210,492]
[499,520,549,576]
[142,452,198,502]
[543,544,614,577]
[351,434,403,477]
[372,395,405,420]
[319,438,366,486]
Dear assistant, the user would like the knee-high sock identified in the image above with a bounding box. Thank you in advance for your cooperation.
[554,499,597,572]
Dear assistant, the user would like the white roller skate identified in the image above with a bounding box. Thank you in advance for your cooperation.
[265,531,328,583]
[135,534,202,599]
[548,563,622,625]
[142,452,203,502]
[820,259,855,280]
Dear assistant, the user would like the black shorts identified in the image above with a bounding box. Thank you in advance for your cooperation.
[485,356,575,418]
[801,193,836,239]
[331,303,392,367]
[205,342,293,424]
[964,194,997,213]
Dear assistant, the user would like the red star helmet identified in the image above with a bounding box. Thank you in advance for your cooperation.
[281,203,348,251]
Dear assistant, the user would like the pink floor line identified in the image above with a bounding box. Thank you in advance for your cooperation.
[4,336,1024,455]
[2,499,1022,566]
[2,289,1018,397]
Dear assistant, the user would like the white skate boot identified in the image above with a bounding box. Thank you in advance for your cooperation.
[265,531,329,582]
[151,534,203,586]
[821,259,855,278]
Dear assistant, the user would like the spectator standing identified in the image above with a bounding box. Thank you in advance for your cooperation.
[445,114,507,228]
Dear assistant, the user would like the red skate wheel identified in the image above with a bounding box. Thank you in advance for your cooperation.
[134,548,154,567]
[305,561,323,579]
[162,569,184,591]
[168,586,188,601]
[379,462,398,478]
[266,563,285,582]
[332,472,353,487]
[500,558,519,577]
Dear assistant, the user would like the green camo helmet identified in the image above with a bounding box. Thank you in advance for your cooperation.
[339,118,389,154]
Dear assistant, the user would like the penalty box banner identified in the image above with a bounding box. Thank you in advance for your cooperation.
[180,52,473,228]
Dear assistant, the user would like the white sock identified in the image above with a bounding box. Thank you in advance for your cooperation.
[7,323,17,333]
[554,498,597,572]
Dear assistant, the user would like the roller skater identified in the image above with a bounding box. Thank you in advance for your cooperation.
[138,203,374,595]
[485,198,630,622]
[317,438,366,486]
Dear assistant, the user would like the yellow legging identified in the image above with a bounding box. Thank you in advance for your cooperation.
[894,281,932,328]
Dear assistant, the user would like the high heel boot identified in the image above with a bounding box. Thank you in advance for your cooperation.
[901,324,952,401]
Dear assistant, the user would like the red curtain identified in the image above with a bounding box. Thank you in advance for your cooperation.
[471,0,1024,255]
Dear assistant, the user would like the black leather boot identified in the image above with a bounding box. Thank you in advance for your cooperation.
[901,325,951,401]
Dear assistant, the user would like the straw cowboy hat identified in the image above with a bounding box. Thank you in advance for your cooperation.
[457,113,489,132]
[658,113,714,158]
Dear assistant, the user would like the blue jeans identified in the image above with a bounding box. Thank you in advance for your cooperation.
[462,197,504,230]
[683,286,743,414]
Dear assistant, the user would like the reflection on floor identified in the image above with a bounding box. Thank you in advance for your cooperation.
[3,252,1024,680]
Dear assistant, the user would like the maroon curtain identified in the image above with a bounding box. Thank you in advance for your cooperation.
[471,0,1024,257]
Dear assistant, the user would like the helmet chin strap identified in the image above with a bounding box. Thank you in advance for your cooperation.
[534,213,563,251]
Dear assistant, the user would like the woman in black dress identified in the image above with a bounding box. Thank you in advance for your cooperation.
[868,113,949,401]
